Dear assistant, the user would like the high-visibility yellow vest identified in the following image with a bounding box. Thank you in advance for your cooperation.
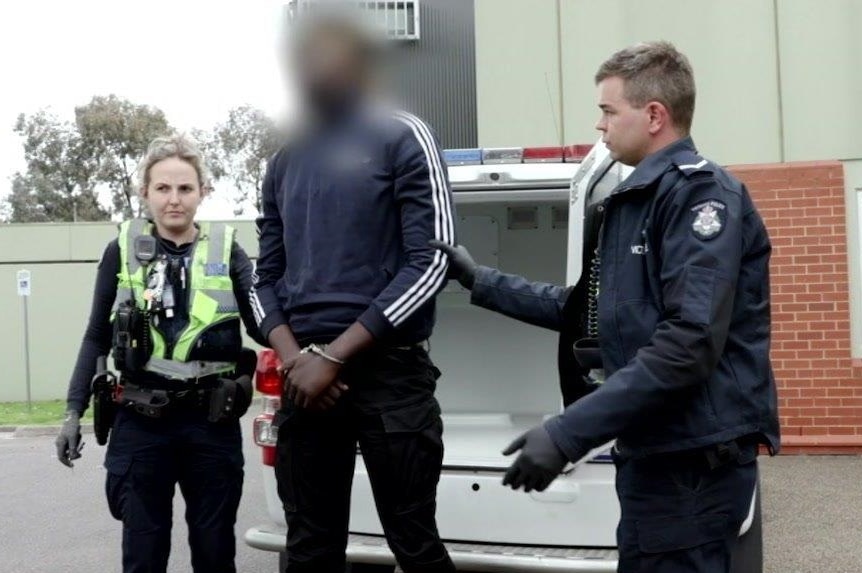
[114,219,240,377]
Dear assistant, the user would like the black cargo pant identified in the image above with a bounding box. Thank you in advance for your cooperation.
[614,441,758,573]
[275,344,456,573]
[104,408,244,573]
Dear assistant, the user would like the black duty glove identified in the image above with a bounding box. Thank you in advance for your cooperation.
[428,240,477,289]
[502,425,567,492]
[55,411,83,468]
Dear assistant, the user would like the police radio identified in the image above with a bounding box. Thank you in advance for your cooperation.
[111,234,158,374]
[112,301,151,374]
[134,235,157,263]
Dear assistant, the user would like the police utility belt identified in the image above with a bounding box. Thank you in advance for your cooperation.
[89,353,251,446]
[118,376,237,422]
[110,295,244,414]
[614,436,759,471]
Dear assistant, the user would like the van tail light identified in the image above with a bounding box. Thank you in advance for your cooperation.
[253,350,282,467]
[261,446,277,466]
[253,394,281,466]
[255,348,283,396]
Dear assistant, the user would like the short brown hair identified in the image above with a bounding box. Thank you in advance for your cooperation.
[595,41,696,134]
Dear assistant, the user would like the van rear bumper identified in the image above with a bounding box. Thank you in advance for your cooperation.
[245,526,618,572]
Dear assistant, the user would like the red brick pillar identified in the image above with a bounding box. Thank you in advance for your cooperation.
[730,161,862,453]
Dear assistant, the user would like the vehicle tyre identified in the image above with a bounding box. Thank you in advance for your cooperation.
[730,473,763,573]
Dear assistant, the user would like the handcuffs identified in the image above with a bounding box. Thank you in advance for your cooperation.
[300,343,345,365]
[276,344,346,381]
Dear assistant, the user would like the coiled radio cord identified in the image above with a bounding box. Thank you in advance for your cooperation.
[586,247,601,338]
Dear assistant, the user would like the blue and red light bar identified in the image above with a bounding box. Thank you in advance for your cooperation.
[443,144,591,166]
[482,147,523,164]
[443,148,483,166]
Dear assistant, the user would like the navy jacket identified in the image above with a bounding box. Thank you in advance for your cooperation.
[474,138,780,460]
[470,267,592,406]
[251,108,455,344]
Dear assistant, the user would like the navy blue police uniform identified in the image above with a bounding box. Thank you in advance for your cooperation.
[470,137,779,572]
[65,230,265,573]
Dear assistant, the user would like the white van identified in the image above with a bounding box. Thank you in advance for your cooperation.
[245,140,763,573]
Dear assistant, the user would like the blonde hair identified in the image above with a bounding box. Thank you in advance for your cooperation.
[137,133,213,195]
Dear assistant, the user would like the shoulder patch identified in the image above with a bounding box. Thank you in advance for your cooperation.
[690,200,725,240]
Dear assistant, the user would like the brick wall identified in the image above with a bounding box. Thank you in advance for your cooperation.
[729,161,862,453]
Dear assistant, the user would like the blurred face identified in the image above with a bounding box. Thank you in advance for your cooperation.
[595,76,652,166]
[141,157,204,235]
[296,29,367,114]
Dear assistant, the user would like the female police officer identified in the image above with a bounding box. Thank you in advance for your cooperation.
[55,134,266,573]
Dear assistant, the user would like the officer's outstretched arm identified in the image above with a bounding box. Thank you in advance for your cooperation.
[430,240,570,332]
[544,176,745,461]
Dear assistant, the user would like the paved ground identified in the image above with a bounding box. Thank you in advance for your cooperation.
[1,422,860,573]
[759,455,862,573]
[0,419,275,573]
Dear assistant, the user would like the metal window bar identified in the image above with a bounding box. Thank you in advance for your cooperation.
[289,0,419,40]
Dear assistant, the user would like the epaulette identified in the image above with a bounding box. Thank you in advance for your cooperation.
[671,150,714,177]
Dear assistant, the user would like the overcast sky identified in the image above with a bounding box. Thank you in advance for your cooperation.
[0,0,293,219]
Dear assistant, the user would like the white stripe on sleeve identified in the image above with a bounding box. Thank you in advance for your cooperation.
[383,112,454,326]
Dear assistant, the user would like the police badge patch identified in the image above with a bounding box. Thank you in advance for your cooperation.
[205,262,229,276]
[690,200,725,240]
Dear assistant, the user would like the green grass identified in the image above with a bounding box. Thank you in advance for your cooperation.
[0,400,93,426]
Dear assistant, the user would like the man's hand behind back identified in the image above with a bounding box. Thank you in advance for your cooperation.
[283,353,344,409]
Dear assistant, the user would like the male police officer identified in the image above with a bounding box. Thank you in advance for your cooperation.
[251,13,456,573]
[434,42,779,572]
